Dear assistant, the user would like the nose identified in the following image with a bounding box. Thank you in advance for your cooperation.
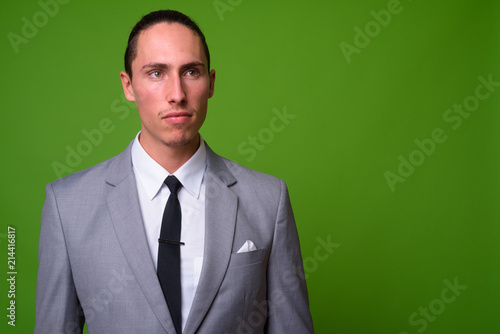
[166,74,186,104]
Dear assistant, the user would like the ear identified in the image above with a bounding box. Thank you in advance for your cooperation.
[120,71,136,102]
[208,69,216,99]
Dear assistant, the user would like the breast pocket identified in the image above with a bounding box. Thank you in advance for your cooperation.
[227,248,266,268]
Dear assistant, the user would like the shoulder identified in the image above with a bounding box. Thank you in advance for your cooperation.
[222,157,282,187]
[206,146,287,205]
[48,143,131,195]
[206,144,283,186]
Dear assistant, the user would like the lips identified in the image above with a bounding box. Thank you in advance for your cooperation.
[162,111,192,124]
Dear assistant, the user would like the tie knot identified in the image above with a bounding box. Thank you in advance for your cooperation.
[164,175,182,194]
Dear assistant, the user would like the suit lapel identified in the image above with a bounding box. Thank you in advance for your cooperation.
[183,145,238,334]
[105,142,176,334]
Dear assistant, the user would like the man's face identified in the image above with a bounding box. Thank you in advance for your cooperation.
[120,22,215,151]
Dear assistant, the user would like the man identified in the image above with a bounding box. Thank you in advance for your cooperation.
[35,9,313,334]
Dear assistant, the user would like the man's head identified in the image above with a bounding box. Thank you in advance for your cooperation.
[124,10,211,79]
[120,10,215,159]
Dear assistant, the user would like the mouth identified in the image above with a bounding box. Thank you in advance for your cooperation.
[162,111,193,124]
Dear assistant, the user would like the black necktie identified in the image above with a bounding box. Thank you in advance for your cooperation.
[157,175,183,334]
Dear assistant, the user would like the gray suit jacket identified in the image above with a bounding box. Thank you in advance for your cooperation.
[35,141,313,333]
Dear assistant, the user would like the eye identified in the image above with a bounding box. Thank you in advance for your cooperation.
[185,69,200,77]
[149,71,162,79]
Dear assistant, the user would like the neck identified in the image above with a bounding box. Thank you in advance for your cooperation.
[139,133,200,173]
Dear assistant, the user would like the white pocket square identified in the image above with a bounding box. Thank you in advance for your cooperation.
[237,240,257,253]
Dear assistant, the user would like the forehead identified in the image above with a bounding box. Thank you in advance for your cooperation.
[134,22,206,66]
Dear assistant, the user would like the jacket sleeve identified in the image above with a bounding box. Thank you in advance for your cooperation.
[265,180,314,333]
[35,183,84,334]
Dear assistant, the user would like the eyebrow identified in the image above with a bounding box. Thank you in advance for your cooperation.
[141,62,206,71]
[141,63,168,71]
[181,62,206,70]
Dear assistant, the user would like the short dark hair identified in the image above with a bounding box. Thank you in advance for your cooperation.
[124,10,210,78]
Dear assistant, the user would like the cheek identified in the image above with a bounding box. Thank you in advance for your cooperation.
[135,93,159,119]
[187,80,211,100]
[133,81,163,102]
[192,89,211,107]
[135,91,163,116]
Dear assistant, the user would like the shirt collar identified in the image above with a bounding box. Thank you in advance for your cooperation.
[131,132,207,200]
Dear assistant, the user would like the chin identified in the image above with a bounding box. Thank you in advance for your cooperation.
[161,135,196,147]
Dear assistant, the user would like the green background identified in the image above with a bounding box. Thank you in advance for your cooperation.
[1,0,499,332]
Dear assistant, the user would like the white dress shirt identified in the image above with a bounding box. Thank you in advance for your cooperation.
[131,132,206,330]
